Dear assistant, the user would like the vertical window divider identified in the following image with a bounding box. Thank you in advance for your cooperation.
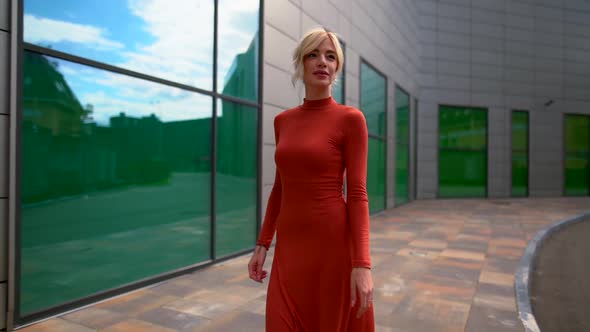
[210,0,219,261]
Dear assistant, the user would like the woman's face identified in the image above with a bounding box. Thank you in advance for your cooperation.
[303,37,338,89]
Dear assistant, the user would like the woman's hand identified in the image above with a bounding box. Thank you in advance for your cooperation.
[248,245,268,283]
[350,267,374,318]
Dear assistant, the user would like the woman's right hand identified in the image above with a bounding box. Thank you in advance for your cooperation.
[248,245,268,283]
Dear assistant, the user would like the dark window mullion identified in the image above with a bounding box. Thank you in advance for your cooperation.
[211,0,219,261]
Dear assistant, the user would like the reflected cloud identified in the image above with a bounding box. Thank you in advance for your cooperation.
[24,14,124,50]
[25,0,260,99]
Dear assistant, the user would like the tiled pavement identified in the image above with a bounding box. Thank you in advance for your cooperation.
[19,197,590,332]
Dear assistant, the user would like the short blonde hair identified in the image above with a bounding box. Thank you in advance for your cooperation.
[292,27,344,86]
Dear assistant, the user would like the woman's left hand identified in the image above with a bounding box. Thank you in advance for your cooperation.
[350,267,374,318]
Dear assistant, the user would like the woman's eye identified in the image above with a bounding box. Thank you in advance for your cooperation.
[307,53,317,58]
[328,55,336,60]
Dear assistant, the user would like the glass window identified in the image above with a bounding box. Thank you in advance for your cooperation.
[360,61,386,212]
[217,0,259,101]
[360,62,386,137]
[367,139,386,213]
[21,52,212,314]
[565,114,590,196]
[439,106,487,198]
[395,87,410,205]
[332,40,345,104]
[215,100,258,257]
[24,0,214,90]
[512,111,529,197]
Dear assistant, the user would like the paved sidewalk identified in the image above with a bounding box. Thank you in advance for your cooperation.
[20,197,590,332]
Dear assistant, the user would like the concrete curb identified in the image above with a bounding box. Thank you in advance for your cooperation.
[515,212,590,332]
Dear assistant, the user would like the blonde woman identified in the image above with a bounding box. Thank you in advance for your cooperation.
[248,27,375,331]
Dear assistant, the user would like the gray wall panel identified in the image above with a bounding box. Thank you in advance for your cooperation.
[0,116,6,199]
[0,32,7,115]
[0,0,7,31]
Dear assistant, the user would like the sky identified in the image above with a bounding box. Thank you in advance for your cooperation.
[24,0,259,125]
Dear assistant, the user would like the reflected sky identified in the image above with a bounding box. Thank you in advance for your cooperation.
[218,0,259,96]
[25,0,260,94]
[26,54,213,125]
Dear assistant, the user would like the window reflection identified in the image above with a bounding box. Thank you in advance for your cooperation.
[439,106,487,198]
[511,111,529,197]
[361,62,386,137]
[21,52,212,314]
[395,87,410,205]
[218,0,259,101]
[565,115,590,196]
[360,61,386,212]
[215,100,257,257]
[24,0,214,90]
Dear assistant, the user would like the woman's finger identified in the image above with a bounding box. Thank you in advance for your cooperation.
[356,290,368,318]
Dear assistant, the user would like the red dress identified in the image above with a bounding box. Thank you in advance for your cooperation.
[257,97,375,331]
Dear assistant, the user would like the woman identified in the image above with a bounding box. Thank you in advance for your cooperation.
[248,27,375,331]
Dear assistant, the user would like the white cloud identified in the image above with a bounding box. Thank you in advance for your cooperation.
[24,14,124,50]
[124,0,215,87]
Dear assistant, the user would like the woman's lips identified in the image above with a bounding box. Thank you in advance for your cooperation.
[313,71,329,78]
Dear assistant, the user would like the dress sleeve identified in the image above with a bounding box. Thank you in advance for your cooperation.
[256,116,282,249]
[344,109,371,268]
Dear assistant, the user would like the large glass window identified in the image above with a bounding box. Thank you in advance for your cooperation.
[215,100,258,257]
[565,114,590,196]
[21,52,212,314]
[395,87,410,205]
[512,111,529,197]
[20,0,261,321]
[439,106,488,198]
[361,61,386,212]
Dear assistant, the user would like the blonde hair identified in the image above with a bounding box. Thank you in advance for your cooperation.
[292,27,344,86]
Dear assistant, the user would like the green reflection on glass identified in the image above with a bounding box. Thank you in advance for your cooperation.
[511,111,529,197]
[360,62,386,137]
[215,100,258,257]
[332,41,345,104]
[395,87,409,205]
[368,138,386,213]
[333,72,344,104]
[24,0,214,90]
[21,52,212,315]
[438,106,487,198]
[218,0,259,101]
[565,114,590,196]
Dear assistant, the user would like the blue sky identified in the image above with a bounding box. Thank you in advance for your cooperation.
[25,0,154,65]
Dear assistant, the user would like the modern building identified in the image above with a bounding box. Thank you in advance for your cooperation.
[1,0,589,330]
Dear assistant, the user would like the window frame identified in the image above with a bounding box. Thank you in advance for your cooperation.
[359,58,388,213]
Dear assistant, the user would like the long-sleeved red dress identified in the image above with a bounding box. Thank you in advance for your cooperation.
[256,97,375,331]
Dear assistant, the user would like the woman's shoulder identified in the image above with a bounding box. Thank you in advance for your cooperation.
[334,104,366,123]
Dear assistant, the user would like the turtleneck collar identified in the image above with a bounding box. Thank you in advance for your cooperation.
[301,96,337,110]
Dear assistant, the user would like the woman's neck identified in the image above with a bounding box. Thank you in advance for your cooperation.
[304,85,331,100]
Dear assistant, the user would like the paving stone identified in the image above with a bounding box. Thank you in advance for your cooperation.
[479,270,514,287]
[18,319,96,332]
[195,310,265,332]
[464,304,522,332]
[96,291,178,317]
[440,249,486,261]
[63,307,127,329]
[138,307,210,330]
[101,319,177,332]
